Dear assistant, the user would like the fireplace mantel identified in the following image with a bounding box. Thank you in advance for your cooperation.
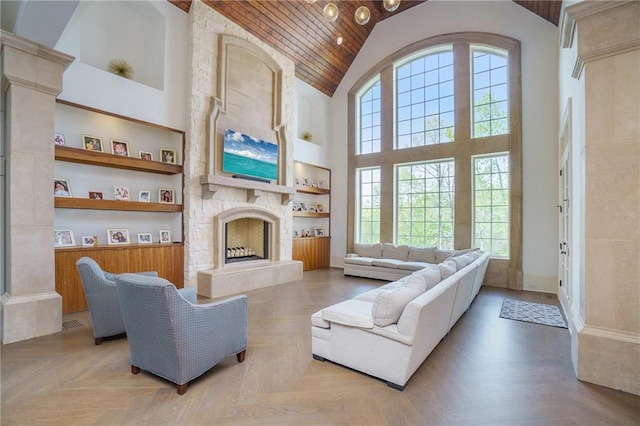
[200,174,295,204]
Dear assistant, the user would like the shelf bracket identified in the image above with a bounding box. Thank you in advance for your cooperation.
[247,189,262,203]
[200,175,219,199]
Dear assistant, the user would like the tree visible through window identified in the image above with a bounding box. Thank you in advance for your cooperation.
[359,80,381,154]
[474,154,509,257]
[472,49,508,137]
[357,167,381,243]
[396,160,455,249]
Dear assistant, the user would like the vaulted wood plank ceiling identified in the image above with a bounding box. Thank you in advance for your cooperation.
[169,0,562,97]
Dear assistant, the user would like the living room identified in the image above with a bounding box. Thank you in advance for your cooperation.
[1,0,638,422]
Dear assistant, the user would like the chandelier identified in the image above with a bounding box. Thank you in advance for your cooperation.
[306,0,402,28]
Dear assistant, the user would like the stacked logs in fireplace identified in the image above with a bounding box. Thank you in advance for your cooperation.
[227,247,256,258]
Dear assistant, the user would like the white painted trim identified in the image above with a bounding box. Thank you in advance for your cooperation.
[523,273,557,293]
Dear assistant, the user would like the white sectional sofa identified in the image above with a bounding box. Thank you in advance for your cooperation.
[312,249,489,390]
[343,243,463,281]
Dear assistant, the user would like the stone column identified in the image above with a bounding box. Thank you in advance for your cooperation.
[566,1,640,395]
[1,31,74,344]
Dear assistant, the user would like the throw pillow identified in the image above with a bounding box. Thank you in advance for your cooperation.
[452,247,480,257]
[402,272,427,293]
[354,243,382,258]
[372,285,422,327]
[415,264,441,290]
[407,246,437,263]
[382,243,409,261]
[452,255,471,270]
[438,259,457,279]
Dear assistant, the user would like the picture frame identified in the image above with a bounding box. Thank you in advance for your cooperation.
[111,139,130,157]
[319,180,327,189]
[54,229,75,247]
[160,148,176,164]
[81,235,97,247]
[89,191,103,200]
[159,230,171,244]
[82,134,104,152]
[54,132,66,146]
[308,205,317,213]
[139,150,153,161]
[295,177,300,185]
[158,188,175,204]
[314,228,325,237]
[303,178,310,186]
[114,186,130,201]
[54,178,72,197]
[137,233,153,244]
[293,230,299,238]
[107,228,130,245]
[299,202,308,212]
[292,201,299,211]
[138,190,151,202]
[316,203,324,212]
[311,180,317,188]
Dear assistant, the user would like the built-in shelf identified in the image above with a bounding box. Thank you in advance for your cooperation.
[293,211,330,218]
[296,187,330,195]
[55,146,182,175]
[54,197,182,212]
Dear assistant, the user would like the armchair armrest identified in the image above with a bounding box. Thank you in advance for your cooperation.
[178,287,197,304]
[104,271,158,281]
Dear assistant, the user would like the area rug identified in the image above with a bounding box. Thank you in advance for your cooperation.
[499,299,567,329]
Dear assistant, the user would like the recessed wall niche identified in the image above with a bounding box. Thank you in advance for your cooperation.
[72,0,165,90]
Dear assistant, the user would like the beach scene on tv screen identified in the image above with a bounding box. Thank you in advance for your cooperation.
[223,129,278,181]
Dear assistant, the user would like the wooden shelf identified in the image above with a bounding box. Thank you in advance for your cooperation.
[296,186,330,195]
[55,242,183,251]
[55,146,182,175]
[55,197,182,212]
[293,211,330,218]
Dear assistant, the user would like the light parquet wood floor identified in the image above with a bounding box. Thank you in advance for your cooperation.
[2,268,639,425]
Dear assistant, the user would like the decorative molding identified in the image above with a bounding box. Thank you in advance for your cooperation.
[0,30,75,68]
[559,8,576,49]
[571,56,584,80]
[579,39,640,64]
[580,325,640,345]
[199,174,294,204]
[565,0,635,21]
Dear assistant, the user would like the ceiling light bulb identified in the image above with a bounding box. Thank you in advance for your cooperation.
[383,0,401,12]
[354,6,371,25]
[323,3,339,21]
[337,36,343,45]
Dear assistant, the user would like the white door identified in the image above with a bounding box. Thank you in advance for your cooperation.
[559,148,571,300]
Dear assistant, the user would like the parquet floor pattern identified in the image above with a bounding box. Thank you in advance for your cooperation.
[2,268,639,425]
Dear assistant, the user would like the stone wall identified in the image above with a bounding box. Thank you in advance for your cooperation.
[183,1,296,286]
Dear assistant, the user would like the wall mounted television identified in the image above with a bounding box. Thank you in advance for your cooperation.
[222,129,278,182]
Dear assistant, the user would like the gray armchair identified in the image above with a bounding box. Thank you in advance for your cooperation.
[114,273,248,395]
[75,257,159,345]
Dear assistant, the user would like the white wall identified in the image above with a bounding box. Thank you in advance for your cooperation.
[55,0,187,130]
[329,0,560,290]
[293,78,332,169]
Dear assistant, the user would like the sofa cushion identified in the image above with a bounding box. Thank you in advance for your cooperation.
[322,300,374,328]
[439,259,457,279]
[382,243,410,261]
[402,272,428,293]
[435,249,454,264]
[354,243,382,258]
[407,246,437,264]
[398,261,432,271]
[414,265,442,290]
[451,254,472,270]
[353,279,405,303]
[372,284,423,327]
[371,258,405,269]
[343,256,376,266]
[453,248,480,257]
[311,310,330,328]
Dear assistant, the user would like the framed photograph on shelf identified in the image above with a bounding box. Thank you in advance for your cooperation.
[299,202,308,212]
[159,230,171,244]
[293,230,299,238]
[82,134,103,152]
[137,233,152,244]
[111,139,130,157]
[107,228,130,245]
[292,201,299,211]
[54,132,65,146]
[114,186,130,201]
[311,180,317,188]
[316,203,324,212]
[158,188,175,204]
[138,190,151,202]
[81,235,97,247]
[139,150,153,161]
[54,229,75,247]
[318,180,327,189]
[314,228,325,237]
[160,148,176,164]
[54,178,72,197]
[89,191,103,200]
[308,205,317,213]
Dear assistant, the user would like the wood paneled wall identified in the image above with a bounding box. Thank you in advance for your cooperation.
[55,244,184,314]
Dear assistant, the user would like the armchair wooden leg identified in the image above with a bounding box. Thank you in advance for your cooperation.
[131,366,140,375]
[177,383,188,395]
[94,337,102,345]
[236,350,246,363]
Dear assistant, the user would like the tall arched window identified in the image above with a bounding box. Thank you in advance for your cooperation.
[348,33,522,287]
